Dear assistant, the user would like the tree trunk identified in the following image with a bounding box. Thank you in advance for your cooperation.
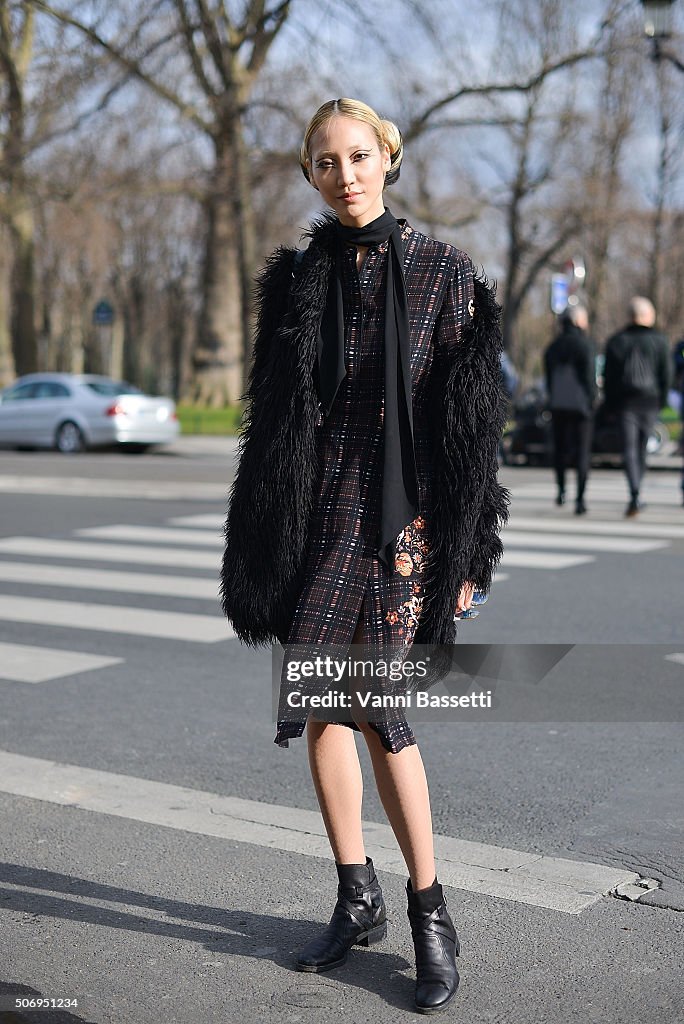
[8,201,38,375]
[192,139,243,406]
[649,104,668,314]
[230,88,258,374]
[167,276,190,402]
[0,228,15,385]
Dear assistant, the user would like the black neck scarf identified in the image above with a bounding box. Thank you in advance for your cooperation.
[317,207,418,570]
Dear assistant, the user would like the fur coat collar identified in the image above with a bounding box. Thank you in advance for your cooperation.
[221,215,509,648]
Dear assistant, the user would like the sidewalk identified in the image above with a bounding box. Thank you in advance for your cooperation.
[169,432,683,475]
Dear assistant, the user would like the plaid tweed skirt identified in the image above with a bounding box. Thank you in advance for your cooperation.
[275,227,438,754]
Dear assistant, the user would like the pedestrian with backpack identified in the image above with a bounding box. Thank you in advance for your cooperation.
[604,297,671,517]
[544,305,597,515]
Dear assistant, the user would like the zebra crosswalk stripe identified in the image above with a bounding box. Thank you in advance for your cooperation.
[77,525,223,547]
[0,561,219,599]
[0,595,230,642]
[0,641,122,683]
[508,516,684,540]
[502,531,667,554]
[0,537,219,569]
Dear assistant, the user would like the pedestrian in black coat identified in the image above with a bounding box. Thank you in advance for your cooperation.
[220,97,508,1013]
[604,297,671,516]
[543,305,596,514]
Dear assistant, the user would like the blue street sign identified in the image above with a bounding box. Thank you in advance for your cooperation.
[550,275,568,315]
[93,300,115,326]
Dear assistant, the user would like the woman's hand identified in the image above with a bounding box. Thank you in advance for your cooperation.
[455,581,475,615]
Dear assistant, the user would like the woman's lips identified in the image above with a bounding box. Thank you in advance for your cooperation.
[339,193,362,202]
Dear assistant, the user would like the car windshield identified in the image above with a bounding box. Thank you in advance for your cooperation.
[83,379,143,396]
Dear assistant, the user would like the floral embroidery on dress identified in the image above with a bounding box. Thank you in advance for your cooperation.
[384,514,429,639]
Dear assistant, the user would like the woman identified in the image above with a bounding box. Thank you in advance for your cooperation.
[221,98,508,1014]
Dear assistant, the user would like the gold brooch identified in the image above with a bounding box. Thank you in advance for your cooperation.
[468,298,475,317]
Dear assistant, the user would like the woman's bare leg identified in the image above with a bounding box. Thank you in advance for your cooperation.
[358,721,436,891]
[305,613,372,865]
[305,612,435,886]
[306,716,366,863]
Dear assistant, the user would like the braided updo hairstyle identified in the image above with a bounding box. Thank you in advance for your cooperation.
[300,98,403,187]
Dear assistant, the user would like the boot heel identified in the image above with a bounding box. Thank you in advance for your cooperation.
[455,936,461,957]
[356,921,387,947]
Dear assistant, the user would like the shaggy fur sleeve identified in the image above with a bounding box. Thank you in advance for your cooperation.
[220,246,301,646]
[457,267,510,592]
[417,257,509,644]
[450,264,509,598]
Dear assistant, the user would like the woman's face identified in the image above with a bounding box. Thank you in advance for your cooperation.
[308,116,391,227]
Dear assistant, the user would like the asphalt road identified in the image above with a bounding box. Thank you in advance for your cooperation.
[0,443,682,1024]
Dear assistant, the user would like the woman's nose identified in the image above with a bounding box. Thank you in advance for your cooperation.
[337,161,355,188]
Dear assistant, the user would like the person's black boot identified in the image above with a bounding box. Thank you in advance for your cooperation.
[625,496,641,517]
[297,856,387,972]
[406,877,460,1014]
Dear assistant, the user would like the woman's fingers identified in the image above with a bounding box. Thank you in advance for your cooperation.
[455,581,475,613]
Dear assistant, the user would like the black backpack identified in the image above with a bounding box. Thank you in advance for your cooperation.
[549,362,590,416]
[622,337,657,397]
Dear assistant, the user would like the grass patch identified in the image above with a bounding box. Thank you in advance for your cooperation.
[176,403,244,435]
[175,401,682,443]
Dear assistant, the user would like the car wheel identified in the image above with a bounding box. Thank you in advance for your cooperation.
[55,420,85,453]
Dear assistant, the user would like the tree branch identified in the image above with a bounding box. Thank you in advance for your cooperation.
[516,218,581,306]
[246,0,291,75]
[28,0,213,135]
[173,0,219,99]
[195,0,231,89]
[404,50,599,143]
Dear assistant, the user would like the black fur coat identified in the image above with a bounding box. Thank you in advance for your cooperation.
[220,216,509,648]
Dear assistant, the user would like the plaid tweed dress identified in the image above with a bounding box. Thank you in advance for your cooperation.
[275,221,474,753]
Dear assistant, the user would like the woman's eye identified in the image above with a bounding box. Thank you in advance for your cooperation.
[316,161,334,169]
[353,153,369,161]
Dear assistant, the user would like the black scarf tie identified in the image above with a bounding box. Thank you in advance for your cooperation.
[317,208,418,570]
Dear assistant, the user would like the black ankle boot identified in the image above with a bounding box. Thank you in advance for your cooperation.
[406,877,460,1014]
[297,856,387,972]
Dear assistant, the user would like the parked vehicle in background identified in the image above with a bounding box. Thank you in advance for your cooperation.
[501,384,669,467]
[0,373,180,453]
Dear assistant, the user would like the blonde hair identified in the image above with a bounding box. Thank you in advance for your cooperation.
[299,98,403,187]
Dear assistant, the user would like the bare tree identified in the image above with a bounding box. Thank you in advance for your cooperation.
[32,0,293,404]
[0,0,36,377]
[582,11,639,341]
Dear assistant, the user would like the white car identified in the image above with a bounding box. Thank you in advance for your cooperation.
[0,373,180,453]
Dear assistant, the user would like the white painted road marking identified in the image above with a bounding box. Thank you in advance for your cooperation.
[508,516,684,540]
[499,551,594,569]
[664,653,684,667]
[169,514,225,529]
[0,750,638,915]
[0,475,227,501]
[513,483,682,506]
[0,560,219,599]
[503,531,667,554]
[0,642,122,683]
[77,525,223,547]
[0,537,219,570]
[0,595,231,642]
